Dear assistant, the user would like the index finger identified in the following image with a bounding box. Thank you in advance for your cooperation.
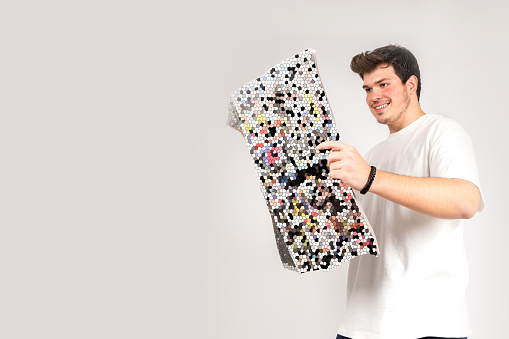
[315,140,346,151]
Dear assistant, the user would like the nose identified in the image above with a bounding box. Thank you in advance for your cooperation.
[370,87,383,101]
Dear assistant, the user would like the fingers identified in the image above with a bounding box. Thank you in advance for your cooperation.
[328,169,342,180]
[326,150,342,161]
[329,160,342,171]
[315,140,347,151]
[326,151,341,166]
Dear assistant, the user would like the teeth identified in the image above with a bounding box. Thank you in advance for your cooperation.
[375,103,388,110]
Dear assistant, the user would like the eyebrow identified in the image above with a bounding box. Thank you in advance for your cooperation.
[362,78,391,89]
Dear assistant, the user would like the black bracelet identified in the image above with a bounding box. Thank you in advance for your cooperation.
[360,166,377,195]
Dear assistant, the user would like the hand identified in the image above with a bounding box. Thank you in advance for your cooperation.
[315,141,371,191]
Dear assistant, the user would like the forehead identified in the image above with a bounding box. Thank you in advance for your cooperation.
[362,64,399,87]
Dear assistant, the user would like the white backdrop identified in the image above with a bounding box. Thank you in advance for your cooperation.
[1,0,508,338]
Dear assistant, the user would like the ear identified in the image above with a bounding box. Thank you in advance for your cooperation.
[406,75,418,95]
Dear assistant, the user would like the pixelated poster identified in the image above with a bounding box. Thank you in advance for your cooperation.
[228,48,379,273]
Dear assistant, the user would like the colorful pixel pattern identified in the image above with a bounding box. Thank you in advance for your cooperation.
[228,48,378,273]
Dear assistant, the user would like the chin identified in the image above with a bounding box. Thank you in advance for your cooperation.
[373,113,389,124]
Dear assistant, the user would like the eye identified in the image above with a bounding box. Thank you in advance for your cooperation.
[364,88,371,93]
[380,83,388,88]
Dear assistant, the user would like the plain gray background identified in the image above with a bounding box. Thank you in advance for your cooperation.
[1,0,508,338]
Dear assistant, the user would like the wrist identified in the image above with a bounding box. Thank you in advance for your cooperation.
[360,166,377,195]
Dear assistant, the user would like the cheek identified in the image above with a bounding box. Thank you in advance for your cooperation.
[386,87,399,98]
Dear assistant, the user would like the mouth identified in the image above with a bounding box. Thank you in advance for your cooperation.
[373,102,390,112]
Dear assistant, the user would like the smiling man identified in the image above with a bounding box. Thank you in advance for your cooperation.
[316,45,484,339]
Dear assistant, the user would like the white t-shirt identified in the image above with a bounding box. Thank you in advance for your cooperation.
[336,114,485,339]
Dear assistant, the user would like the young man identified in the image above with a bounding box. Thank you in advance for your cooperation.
[316,45,484,339]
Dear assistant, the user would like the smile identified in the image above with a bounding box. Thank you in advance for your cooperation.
[374,103,389,110]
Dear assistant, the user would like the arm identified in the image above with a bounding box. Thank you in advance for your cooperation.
[369,171,480,219]
[316,141,481,220]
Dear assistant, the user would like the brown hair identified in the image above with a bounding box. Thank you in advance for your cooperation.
[350,45,421,101]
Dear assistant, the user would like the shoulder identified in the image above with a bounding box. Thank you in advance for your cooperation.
[425,114,472,144]
[422,113,461,130]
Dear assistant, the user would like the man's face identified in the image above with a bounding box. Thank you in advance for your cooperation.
[362,64,411,127]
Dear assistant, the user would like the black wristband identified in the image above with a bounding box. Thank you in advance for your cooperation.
[360,166,376,195]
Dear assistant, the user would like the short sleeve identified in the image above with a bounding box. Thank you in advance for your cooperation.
[429,118,485,213]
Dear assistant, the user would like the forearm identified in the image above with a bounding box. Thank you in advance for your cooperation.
[368,170,481,219]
